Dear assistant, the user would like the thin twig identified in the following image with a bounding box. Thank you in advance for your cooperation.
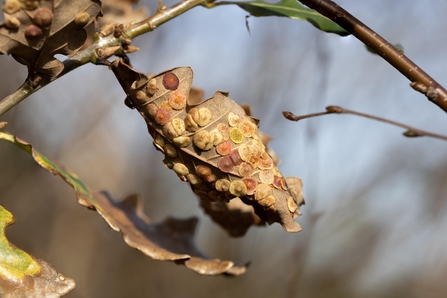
[283,106,447,142]
[0,0,206,117]
[296,0,447,113]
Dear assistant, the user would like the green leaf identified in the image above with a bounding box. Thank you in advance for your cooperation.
[0,205,75,297]
[206,0,349,36]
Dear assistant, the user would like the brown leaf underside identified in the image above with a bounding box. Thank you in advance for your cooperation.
[111,58,304,235]
[88,192,247,275]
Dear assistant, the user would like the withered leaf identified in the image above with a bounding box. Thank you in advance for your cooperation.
[111,58,304,233]
[0,0,101,76]
[88,192,247,275]
[0,205,75,297]
[0,131,246,276]
[199,197,265,237]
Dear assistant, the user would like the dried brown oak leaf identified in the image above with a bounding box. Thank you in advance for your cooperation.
[89,192,247,276]
[111,58,304,233]
[0,0,101,76]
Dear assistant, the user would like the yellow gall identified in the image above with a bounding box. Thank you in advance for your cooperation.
[164,143,177,158]
[172,136,190,148]
[74,12,90,27]
[184,114,199,132]
[238,144,260,168]
[258,152,273,170]
[210,129,224,146]
[168,90,187,110]
[159,100,172,113]
[173,163,189,176]
[259,170,274,185]
[163,118,185,139]
[196,108,212,127]
[21,0,38,10]
[4,15,20,29]
[217,123,230,140]
[229,127,244,144]
[239,120,257,137]
[146,78,158,96]
[3,0,21,14]
[135,91,147,104]
[254,183,272,201]
[193,130,214,150]
[215,179,231,192]
[227,112,240,127]
[229,180,247,197]
[186,174,202,186]
[33,7,53,27]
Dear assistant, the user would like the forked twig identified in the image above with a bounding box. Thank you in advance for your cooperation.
[283,106,447,141]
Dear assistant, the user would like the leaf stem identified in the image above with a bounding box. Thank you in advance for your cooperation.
[297,0,447,113]
[0,0,206,117]
[283,107,447,141]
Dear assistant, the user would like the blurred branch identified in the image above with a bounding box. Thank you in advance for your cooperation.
[283,106,447,141]
[0,0,206,117]
[298,0,447,113]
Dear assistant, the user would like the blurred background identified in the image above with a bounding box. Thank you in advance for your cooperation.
[1,0,447,297]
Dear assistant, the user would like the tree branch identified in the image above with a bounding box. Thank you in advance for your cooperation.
[283,106,447,142]
[297,0,447,113]
[0,0,206,117]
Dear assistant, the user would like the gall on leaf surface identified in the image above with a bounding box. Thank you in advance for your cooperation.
[0,131,245,276]
[206,0,348,36]
[0,0,101,76]
[0,205,75,297]
[111,58,305,235]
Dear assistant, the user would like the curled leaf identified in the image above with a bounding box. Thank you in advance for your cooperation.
[111,58,305,233]
[0,205,75,297]
[0,0,101,76]
[0,131,246,276]
[88,192,247,275]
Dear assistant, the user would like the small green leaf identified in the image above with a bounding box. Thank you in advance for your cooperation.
[0,205,75,297]
[207,0,349,35]
[0,206,40,279]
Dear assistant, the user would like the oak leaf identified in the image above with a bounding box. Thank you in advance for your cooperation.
[0,0,101,76]
[111,58,305,233]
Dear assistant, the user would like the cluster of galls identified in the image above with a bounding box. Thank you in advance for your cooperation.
[129,69,300,217]
[2,0,89,36]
